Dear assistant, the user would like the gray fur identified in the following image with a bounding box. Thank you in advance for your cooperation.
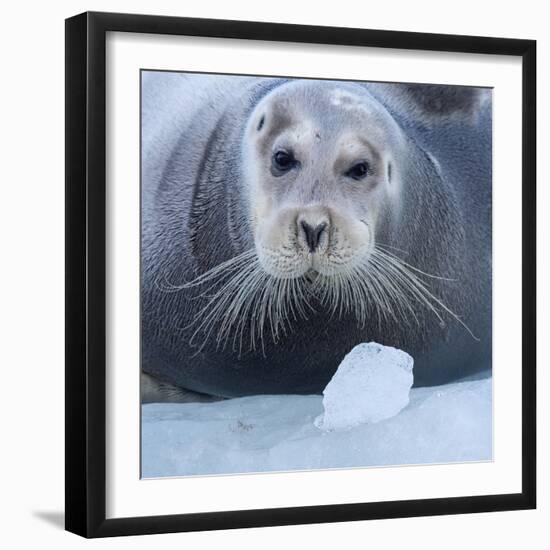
[141,73,492,401]
[141,372,222,403]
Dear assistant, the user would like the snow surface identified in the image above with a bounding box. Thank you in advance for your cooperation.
[142,375,492,478]
[315,342,414,430]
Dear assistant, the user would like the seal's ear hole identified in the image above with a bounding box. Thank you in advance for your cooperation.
[257,115,265,131]
[387,161,393,183]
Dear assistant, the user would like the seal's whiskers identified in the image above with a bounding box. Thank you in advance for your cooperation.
[166,244,477,354]
[369,248,478,340]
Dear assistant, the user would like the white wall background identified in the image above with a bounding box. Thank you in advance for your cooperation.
[0,1,546,548]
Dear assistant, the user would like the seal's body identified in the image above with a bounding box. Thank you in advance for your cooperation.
[141,73,491,399]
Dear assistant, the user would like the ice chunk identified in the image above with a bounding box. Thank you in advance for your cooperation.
[315,342,414,431]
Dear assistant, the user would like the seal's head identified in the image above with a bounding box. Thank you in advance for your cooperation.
[175,79,474,354]
[242,80,406,279]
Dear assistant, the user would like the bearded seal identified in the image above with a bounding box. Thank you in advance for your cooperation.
[141,72,492,400]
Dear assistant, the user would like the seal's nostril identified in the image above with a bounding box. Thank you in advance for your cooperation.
[315,222,327,244]
[301,221,328,252]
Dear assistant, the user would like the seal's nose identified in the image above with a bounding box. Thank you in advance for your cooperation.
[300,220,328,252]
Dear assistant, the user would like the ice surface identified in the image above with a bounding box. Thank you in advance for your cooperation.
[315,342,414,431]
[142,375,492,478]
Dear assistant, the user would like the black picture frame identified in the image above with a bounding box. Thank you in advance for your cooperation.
[65,11,536,538]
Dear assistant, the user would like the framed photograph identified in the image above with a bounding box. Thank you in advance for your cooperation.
[65,11,536,538]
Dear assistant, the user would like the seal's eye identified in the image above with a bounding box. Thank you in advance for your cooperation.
[346,161,369,181]
[272,150,297,175]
